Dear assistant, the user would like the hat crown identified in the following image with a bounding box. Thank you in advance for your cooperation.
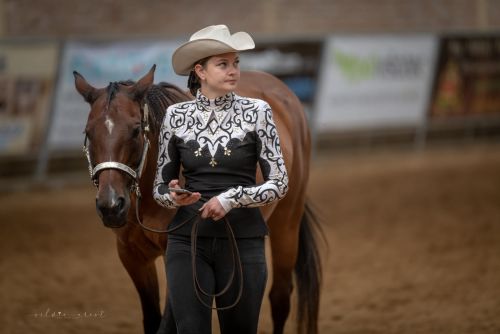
[172,25,255,75]
[190,25,231,42]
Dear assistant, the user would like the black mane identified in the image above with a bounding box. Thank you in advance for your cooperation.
[106,80,191,135]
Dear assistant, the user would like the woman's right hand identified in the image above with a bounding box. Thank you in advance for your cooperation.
[169,179,201,206]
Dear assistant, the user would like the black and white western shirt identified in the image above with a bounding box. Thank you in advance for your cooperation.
[152,90,289,237]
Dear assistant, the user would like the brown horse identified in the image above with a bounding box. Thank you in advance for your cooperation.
[74,65,323,334]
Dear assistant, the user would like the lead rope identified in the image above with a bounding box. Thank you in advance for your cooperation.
[134,192,243,309]
[191,214,243,310]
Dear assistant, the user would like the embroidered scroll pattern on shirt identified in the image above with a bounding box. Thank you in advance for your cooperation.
[216,105,289,210]
[153,91,288,211]
[169,92,257,164]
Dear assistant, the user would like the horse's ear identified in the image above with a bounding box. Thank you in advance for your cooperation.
[130,65,156,101]
[74,71,98,104]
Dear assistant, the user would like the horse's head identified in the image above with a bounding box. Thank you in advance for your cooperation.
[74,66,156,228]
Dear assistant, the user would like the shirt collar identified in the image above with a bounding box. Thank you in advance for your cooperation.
[196,90,235,112]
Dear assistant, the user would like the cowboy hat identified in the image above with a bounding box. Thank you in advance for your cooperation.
[172,25,255,76]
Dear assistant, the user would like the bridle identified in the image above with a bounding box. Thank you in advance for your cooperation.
[82,100,243,310]
[82,101,166,234]
[83,102,151,202]
[82,100,182,235]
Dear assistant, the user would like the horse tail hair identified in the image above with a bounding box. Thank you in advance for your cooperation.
[295,200,325,334]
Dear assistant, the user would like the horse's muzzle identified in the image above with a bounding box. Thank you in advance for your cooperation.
[95,194,129,228]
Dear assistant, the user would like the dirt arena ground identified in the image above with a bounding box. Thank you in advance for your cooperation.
[1,142,500,334]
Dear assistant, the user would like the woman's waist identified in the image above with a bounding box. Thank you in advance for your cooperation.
[184,183,248,199]
[171,205,267,238]
[183,175,255,195]
[176,202,260,216]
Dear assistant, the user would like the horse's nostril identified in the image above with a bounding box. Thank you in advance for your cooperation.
[116,196,125,212]
[96,196,127,218]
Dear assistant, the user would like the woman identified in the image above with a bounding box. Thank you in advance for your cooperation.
[153,24,288,334]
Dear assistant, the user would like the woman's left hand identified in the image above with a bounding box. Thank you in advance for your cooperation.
[199,197,227,221]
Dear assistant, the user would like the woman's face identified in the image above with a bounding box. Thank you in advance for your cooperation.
[195,52,240,98]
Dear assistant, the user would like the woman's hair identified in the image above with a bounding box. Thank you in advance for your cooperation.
[187,56,210,96]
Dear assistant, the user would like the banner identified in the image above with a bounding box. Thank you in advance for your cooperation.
[314,35,438,131]
[48,40,186,150]
[0,41,58,155]
[241,41,323,104]
[430,35,500,117]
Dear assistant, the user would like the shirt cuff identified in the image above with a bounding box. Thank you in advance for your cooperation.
[154,192,180,209]
[169,195,181,208]
[216,194,233,214]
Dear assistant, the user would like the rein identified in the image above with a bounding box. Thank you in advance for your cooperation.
[134,200,243,310]
[82,102,243,310]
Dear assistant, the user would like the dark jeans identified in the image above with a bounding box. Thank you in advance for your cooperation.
[161,234,267,334]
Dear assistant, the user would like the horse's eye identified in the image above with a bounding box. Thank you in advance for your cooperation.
[132,126,141,138]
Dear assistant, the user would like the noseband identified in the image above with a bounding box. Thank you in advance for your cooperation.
[82,103,151,199]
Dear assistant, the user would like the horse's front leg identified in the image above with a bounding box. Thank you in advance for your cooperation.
[116,237,163,334]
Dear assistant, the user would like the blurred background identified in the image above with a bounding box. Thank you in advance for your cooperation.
[1,1,500,333]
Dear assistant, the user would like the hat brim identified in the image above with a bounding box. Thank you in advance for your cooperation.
[172,35,255,76]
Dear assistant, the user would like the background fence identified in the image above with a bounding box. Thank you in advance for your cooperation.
[1,0,500,184]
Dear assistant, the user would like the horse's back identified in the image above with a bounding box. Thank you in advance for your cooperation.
[237,70,310,169]
[237,71,311,221]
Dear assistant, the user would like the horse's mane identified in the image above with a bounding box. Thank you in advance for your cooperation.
[107,80,191,136]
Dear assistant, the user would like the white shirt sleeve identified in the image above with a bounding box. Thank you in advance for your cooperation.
[217,102,288,213]
[152,106,181,209]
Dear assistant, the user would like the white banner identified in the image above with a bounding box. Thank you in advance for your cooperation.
[314,35,438,131]
[0,41,58,155]
[48,40,187,150]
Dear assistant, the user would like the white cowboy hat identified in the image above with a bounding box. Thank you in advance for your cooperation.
[172,24,255,76]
